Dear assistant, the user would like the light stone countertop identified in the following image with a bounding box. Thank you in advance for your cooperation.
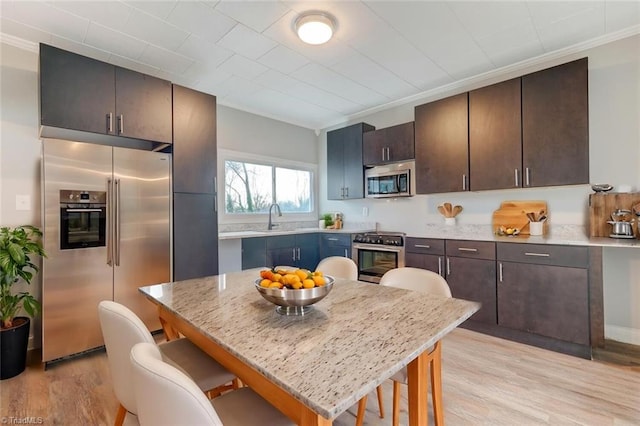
[410,224,640,248]
[218,227,373,240]
[139,268,479,420]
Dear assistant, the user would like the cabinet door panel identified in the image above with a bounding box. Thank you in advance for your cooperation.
[405,253,442,276]
[469,78,522,190]
[415,93,469,194]
[387,122,415,163]
[296,234,319,271]
[498,262,589,345]
[242,238,267,270]
[268,248,297,268]
[115,67,172,143]
[342,124,366,199]
[363,129,386,166]
[522,58,589,187]
[40,44,114,134]
[173,193,217,280]
[327,130,346,200]
[446,257,496,324]
[172,85,216,194]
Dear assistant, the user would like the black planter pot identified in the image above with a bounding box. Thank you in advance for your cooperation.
[1,317,30,380]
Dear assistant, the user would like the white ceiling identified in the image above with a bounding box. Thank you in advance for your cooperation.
[1,1,639,130]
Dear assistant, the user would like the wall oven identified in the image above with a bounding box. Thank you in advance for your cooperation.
[59,189,107,250]
[352,232,405,283]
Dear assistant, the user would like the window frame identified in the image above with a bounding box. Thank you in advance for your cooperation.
[218,149,318,224]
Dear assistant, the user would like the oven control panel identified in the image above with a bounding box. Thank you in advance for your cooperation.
[353,233,404,246]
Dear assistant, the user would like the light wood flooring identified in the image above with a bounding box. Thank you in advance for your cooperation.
[1,328,639,425]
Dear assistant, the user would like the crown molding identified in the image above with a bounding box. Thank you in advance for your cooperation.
[0,32,38,52]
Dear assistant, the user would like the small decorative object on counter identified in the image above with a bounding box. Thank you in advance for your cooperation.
[322,213,334,229]
[438,202,463,225]
[591,183,613,192]
[525,210,547,236]
[334,213,343,229]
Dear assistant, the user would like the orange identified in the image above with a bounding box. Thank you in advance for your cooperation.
[269,281,283,289]
[259,279,271,288]
[291,280,303,289]
[312,271,323,277]
[312,275,326,286]
[272,273,282,283]
[302,279,316,289]
[260,269,272,280]
[295,269,309,281]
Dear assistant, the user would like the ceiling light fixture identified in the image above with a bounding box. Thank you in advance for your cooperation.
[295,12,336,45]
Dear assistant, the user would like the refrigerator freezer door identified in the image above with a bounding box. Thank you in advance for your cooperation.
[42,139,114,362]
[112,147,170,331]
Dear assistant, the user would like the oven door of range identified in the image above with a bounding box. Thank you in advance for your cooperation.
[351,243,405,284]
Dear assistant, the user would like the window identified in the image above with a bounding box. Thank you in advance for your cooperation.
[223,157,313,215]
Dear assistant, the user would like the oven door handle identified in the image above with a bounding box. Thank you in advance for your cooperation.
[65,208,104,213]
[352,243,403,253]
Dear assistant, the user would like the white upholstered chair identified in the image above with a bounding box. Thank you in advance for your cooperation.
[130,342,295,426]
[379,267,452,426]
[316,256,384,425]
[98,301,237,426]
[316,256,358,280]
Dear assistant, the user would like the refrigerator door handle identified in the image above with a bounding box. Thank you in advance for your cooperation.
[106,178,113,266]
[213,177,218,213]
[115,178,121,266]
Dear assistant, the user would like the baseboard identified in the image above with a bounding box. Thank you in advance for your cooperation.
[605,325,640,346]
[28,335,35,351]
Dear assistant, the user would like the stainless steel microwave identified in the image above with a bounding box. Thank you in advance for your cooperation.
[365,161,416,198]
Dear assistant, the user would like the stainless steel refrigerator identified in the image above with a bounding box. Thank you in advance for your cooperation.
[41,139,170,363]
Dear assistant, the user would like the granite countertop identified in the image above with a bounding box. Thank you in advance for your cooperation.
[139,269,479,420]
[218,227,373,240]
[410,224,640,248]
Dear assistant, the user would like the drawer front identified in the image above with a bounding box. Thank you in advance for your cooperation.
[446,240,496,260]
[320,233,352,247]
[406,237,445,255]
[496,243,589,268]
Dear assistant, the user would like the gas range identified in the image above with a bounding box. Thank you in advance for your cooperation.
[352,232,405,247]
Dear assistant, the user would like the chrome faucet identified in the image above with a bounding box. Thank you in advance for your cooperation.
[268,203,282,230]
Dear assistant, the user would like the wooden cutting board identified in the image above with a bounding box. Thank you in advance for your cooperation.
[589,192,640,237]
[492,200,548,235]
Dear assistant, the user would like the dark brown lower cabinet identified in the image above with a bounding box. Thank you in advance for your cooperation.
[445,240,497,325]
[405,252,442,275]
[497,262,589,345]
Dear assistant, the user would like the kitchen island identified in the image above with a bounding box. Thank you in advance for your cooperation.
[139,268,479,425]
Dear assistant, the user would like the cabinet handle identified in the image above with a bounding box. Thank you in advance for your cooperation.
[514,169,519,187]
[327,237,339,241]
[107,113,113,133]
[213,177,218,213]
[296,247,301,261]
[106,178,113,266]
[381,148,385,162]
[525,167,531,187]
[499,262,503,282]
[345,187,349,197]
[385,147,390,161]
[524,252,550,257]
[292,248,296,262]
[458,247,478,252]
[340,187,344,198]
[344,248,348,257]
[462,174,467,191]
[438,257,442,276]
[414,244,431,248]
[118,114,124,134]
[446,257,451,275]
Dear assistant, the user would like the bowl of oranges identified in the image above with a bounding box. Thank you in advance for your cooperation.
[255,267,334,315]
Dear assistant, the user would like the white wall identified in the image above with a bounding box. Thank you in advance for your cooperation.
[318,34,640,345]
[1,43,43,348]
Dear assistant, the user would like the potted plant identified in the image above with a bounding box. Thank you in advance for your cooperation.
[322,213,334,229]
[0,225,46,380]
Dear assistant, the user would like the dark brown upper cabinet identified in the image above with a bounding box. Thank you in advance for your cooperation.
[327,122,375,200]
[469,78,523,191]
[362,122,415,166]
[39,43,172,145]
[414,93,469,194]
[522,58,589,187]
[172,85,217,194]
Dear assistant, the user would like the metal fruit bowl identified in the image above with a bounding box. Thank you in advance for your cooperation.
[254,276,334,316]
